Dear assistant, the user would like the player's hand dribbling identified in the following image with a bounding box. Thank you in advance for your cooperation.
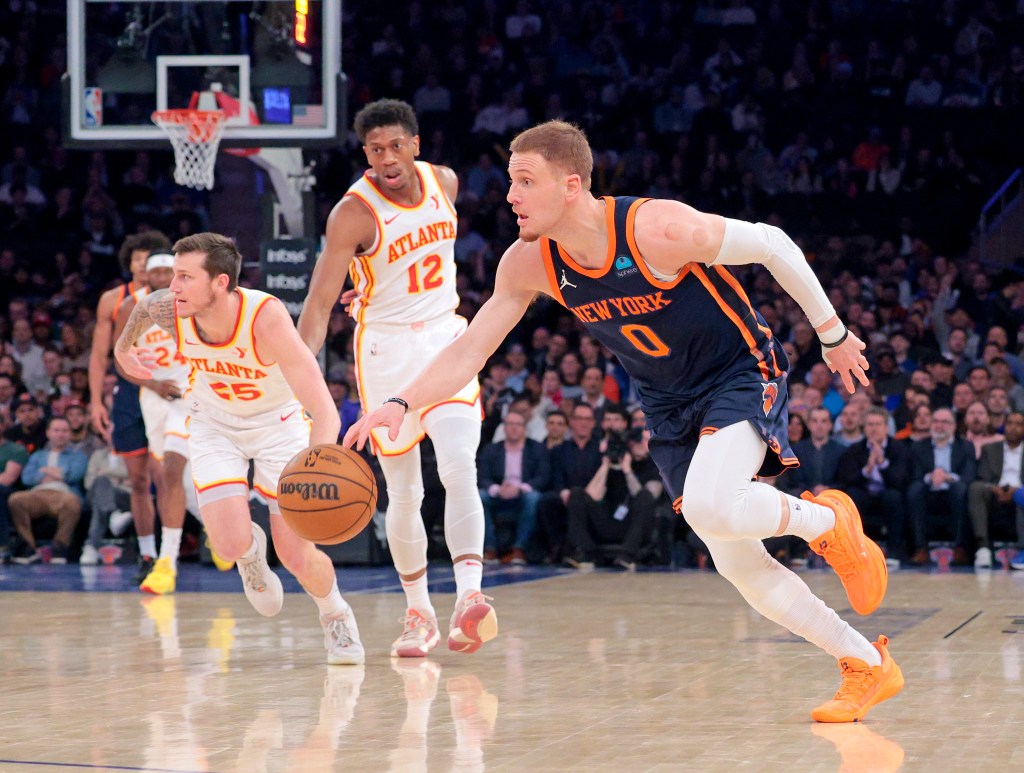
[343,401,406,450]
[821,329,870,394]
[114,346,158,381]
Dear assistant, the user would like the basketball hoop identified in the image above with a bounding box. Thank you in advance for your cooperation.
[151,109,228,190]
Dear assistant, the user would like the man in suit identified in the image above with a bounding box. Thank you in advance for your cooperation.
[536,402,602,563]
[478,410,550,565]
[906,407,976,565]
[837,406,910,562]
[785,407,846,497]
[968,411,1024,568]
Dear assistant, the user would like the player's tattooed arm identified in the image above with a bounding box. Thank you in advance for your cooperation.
[115,289,176,353]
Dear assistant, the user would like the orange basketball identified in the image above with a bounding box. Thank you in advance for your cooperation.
[277,444,378,545]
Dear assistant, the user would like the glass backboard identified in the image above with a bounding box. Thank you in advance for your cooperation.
[64,0,343,148]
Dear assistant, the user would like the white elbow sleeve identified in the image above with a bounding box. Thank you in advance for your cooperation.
[713,219,836,328]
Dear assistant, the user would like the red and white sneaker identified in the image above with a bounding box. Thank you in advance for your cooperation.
[391,609,440,658]
[447,591,498,654]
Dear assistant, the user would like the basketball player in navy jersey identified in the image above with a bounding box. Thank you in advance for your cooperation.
[89,231,169,583]
[347,120,904,723]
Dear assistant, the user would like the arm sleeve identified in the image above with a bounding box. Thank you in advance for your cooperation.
[710,219,837,329]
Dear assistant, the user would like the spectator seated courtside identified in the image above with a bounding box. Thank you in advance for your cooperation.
[478,410,550,565]
[837,407,910,563]
[9,416,89,564]
[969,412,1024,569]
[564,428,661,572]
[905,408,976,566]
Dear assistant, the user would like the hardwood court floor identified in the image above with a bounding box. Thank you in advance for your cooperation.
[1,564,1022,772]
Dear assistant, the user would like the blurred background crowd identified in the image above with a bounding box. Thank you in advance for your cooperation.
[1,0,1023,571]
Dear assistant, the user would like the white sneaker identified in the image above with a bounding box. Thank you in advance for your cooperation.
[79,544,101,565]
[321,606,365,665]
[885,556,901,570]
[109,510,133,537]
[237,524,284,617]
[974,546,993,569]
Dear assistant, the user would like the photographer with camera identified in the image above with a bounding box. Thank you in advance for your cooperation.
[565,405,661,571]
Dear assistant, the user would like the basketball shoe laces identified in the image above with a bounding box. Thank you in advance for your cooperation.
[325,616,355,647]
[832,660,874,701]
[396,611,432,644]
[818,533,858,584]
[241,561,267,593]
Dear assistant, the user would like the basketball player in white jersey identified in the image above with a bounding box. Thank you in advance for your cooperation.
[118,252,192,594]
[298,99,497,658]
[115,232,363,665]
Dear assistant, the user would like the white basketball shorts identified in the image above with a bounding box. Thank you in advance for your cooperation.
[187,399,310,512]
[139,387,190,460]
[355,315,480,456]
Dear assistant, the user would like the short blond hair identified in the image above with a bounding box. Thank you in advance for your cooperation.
[509,120,593,190]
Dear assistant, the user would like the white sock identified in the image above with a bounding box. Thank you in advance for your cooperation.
[782,493,836,542]
[240,526,259,560]
[311,578,348,617]
[402,574,434,617]
[453,558,483,600]
[159,527,183,566]
[138,534,157,559]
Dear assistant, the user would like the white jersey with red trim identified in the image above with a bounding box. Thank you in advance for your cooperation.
[175,288,298,417]
[345,160,460,327]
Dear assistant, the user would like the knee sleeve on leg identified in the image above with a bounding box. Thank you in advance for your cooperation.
[379,451,428,576]
[428,416,485,558]
[681,422,782,541]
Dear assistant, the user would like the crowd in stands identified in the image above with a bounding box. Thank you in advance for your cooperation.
[1,1,1024,570]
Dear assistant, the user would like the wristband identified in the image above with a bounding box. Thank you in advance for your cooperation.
[820,326,849,349]
[383,397,409,412]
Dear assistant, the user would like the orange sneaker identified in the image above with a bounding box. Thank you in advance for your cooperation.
[803,489,887,615]
[447,591,498,654]
[811,635,905,723]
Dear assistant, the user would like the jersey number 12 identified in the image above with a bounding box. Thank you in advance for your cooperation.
[407,254,443,294]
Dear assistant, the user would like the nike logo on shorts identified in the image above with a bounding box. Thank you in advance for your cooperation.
[280,409,298,422]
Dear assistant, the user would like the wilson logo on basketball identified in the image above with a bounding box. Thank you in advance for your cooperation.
[279,481,341,501]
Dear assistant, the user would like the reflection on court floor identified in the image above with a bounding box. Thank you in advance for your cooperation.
[1,567,1022,771]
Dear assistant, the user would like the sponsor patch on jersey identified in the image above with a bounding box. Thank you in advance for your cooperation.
[615,255,638,276]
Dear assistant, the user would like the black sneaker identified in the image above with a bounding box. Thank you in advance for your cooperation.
[49,543,69,565]
[134,555,156,585]
[12,542,41,565]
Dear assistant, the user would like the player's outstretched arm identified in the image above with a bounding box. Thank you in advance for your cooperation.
[297,197,374,355]
[344,244,542,450]
[255,299,341,446]
[112,289,176,380]
[634,200,869,393]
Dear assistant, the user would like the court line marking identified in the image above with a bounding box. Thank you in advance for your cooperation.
[943,610,982,639]
[0,760,210,773]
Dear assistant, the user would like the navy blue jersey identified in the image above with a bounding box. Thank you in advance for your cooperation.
[541,197,788,413]
[540,196,798,501]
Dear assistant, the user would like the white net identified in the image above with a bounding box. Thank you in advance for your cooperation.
[151,110,228,190]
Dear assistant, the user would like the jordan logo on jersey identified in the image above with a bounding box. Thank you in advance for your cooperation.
[559,270,577,290]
